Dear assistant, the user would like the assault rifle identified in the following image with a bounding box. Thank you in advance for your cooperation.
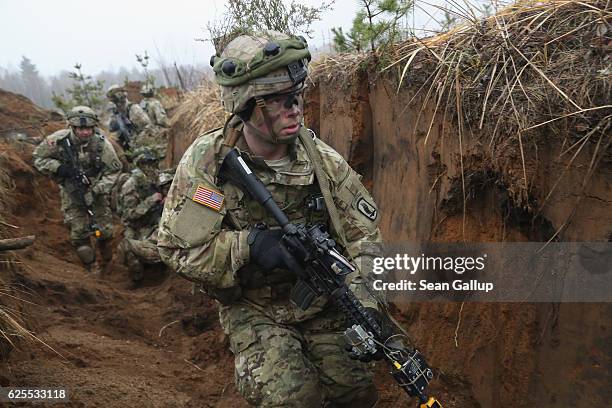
[220,149,442,408]
[59,137,102,239]
[110,107,135,151]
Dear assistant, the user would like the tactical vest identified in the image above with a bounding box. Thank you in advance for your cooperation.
[61,132,105,178]
[139,100,149,115]
[215,134,330,291]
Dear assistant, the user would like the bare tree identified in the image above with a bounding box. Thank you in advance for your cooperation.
[207,0,335,54]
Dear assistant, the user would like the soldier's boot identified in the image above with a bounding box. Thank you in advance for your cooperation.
[75,245,99,276]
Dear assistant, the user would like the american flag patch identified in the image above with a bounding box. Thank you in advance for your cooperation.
[191,184,224,211]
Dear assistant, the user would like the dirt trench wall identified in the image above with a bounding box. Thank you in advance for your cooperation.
[306,72,611,407]
[310,72,611,242]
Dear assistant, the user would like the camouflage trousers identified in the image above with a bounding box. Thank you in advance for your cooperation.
[61,192,114,245]
[121,237,161,263]
[221,302,378,408]
[119,227,162,281]
[131,128,167,152]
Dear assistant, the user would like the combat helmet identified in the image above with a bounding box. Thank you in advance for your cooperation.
[133,147,155,165]
[140,83,154,97]
[210,31,311,117]
[106,84,126,99]
[158,168,175,186]
[66,106,98,127]
[132,146,165,166]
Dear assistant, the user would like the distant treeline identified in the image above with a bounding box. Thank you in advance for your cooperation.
[0,56,211,110]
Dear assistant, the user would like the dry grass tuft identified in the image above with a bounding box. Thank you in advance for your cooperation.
[170,79,226,145]
[0,151,34,359]
[312,0,610,210]
[309,53,372,85]
[385,0,611,141]
[387,0,611,210]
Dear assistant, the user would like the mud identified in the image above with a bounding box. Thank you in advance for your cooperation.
[0,92,245,407]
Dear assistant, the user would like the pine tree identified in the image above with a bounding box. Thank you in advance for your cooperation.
[136,51,156,86]
[52,64,105,112]
[332,0,412,52]
[19,56,47,105]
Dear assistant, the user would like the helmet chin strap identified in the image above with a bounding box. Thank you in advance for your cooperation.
[242,95,301,145]
[253,96,281,143]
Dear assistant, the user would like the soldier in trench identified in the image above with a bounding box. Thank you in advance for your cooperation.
[117,148,174,288]
[157,31,386,407]
[33,106,122,275]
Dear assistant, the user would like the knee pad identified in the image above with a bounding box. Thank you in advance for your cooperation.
[76,245,95,265]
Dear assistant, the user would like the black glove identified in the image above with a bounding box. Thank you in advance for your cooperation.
[248,226,290,270]
[108,119,119,132]
[56,163,76,179]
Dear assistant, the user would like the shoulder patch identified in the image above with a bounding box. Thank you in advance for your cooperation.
[357,197,378,221]
[191,184,224,212]
[47,128,71,146]
[306,127,317,140]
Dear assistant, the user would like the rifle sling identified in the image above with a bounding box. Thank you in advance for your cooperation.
[298,129,348,249]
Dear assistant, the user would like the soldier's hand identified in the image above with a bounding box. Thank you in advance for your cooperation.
[152,192,163,202]
[108,119,119,132]
[84,191,94,207]
[56,164,76,179]
[248,226,295,271]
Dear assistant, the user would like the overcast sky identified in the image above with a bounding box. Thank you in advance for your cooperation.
[1,0,490,77]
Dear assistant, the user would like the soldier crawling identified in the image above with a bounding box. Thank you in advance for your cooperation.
[117,147,174,288]
[158,32,384,407]
[33,106,122,275]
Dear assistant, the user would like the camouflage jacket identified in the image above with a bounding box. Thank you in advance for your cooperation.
[140,97,169,128]
[157,126,382,322]
[108,101,152,133]
[33,128,122,197]
[118,168,163,235]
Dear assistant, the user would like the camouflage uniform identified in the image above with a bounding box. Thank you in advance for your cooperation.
[159,128,382,407]
[136,96,169,150]
[108,101,151,134]
[158,32,382,407]
[140,96,170,128]
[33,107,122,271]
[106,84,154,151]
[117,154,172,284]
[135,84,170,150]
